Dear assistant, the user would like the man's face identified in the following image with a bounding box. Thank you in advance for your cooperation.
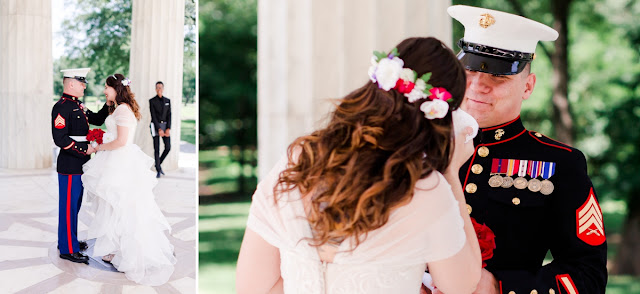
[156,84,164,97]
[65,78,87,97]
[461,69,536,128]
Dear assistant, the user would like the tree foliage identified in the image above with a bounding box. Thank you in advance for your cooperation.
[198,0,257,149]
[55,0,196,104]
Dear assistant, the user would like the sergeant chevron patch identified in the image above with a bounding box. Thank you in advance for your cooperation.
[556,274,578,294]
[576,188,606,246]
[55,114,66,129]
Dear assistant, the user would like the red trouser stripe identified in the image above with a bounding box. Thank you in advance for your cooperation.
[66,175,73,254]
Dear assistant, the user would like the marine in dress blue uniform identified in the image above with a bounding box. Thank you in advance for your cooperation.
[51,68,109,264]
[448,6,607,293]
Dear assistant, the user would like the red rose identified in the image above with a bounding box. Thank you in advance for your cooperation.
[471,217,496,268]
[394,79,415,94]
[87,129,105,144]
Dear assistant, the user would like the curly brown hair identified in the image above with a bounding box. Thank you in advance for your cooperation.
[106,73,141,120]
[274,37,467,249]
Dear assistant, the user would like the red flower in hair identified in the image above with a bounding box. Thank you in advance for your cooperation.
[87,129,105,144]
[471,217,496,268]
[394,79,416,94]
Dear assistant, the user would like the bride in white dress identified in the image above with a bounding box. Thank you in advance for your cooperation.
[82,74,177,286]
[236,37,482,294]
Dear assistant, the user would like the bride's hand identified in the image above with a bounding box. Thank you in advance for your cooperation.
[445,126,474,177]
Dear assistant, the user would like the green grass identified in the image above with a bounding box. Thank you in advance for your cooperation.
[198,197,640,293]
[197,150,640,292]
[199,202,250,294]
[199,148,258,197]
[181,119,196,145]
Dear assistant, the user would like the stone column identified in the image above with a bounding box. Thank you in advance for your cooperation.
[130,0,185,171]
[257,0,452,177]
[0,0,53,169]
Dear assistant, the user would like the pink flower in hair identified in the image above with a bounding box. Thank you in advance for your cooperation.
[428,87,452,101]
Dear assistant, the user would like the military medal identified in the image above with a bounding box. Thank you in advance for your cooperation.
[501,176,514,188]
[528,178,542,192]
[501,159,517,188]
[488,175,503,187]
[540,161,556,195]
[527,161,543,192]
[488,158,504,187]
[514,159,528,189]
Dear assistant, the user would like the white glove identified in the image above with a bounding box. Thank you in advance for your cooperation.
[452,108,479,143]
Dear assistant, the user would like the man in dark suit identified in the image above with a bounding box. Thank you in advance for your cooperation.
[149,81,172,178]
[52,68,109,264]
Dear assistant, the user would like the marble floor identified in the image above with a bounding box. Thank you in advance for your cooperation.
[0,142,197,293]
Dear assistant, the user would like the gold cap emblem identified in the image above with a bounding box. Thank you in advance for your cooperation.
[479,13,496,28]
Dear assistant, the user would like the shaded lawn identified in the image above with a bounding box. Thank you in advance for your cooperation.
[199,198,640,293]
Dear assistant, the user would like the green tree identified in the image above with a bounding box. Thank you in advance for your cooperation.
[60,0,132,86]
[199,0,257,194]
[184,0,197,104]
[57,0,196,105]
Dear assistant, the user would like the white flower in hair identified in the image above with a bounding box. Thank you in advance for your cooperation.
[406,79,428,102]
[121,78,132,86]
[368,56,378,83]
[420,99,449,119]
[399,68,415,82]
[374,57,404,91]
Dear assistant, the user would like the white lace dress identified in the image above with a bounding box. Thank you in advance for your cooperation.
[248,156,467,293]
[82,104,177,286]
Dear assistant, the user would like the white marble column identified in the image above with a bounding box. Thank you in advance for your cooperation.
[257,0,452,177]
[0,0,53,169]
[130,0,185,171]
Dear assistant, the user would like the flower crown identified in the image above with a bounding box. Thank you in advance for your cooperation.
[368,48,453,119]
[111,75,132,87]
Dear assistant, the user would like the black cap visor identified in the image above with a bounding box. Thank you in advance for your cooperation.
[458,51,528,75]
[64,76,88,84]
[73,76,88,84]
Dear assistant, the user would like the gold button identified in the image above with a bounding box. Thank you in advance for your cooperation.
[512,197,521,205]
[471,164,483,174]
[531,290,538,294]
[549,289,555,294]
[478,146,489,157]
[535,132,542,137]
[509,292,516,294]
[466,204,472,214]
[465,183,477,194]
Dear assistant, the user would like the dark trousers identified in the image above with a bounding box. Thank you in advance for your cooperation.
[153,135,171,171]
[58,174,83,254]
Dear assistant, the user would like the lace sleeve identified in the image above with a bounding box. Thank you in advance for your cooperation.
[113,104,137,126]
[246,155,290,249]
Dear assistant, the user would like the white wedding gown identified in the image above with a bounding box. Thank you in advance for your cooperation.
[82,104,176,286]
[248,155,467,293]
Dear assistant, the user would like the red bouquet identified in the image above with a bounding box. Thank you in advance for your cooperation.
[87,129,105,144]
[471,217,496,268]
